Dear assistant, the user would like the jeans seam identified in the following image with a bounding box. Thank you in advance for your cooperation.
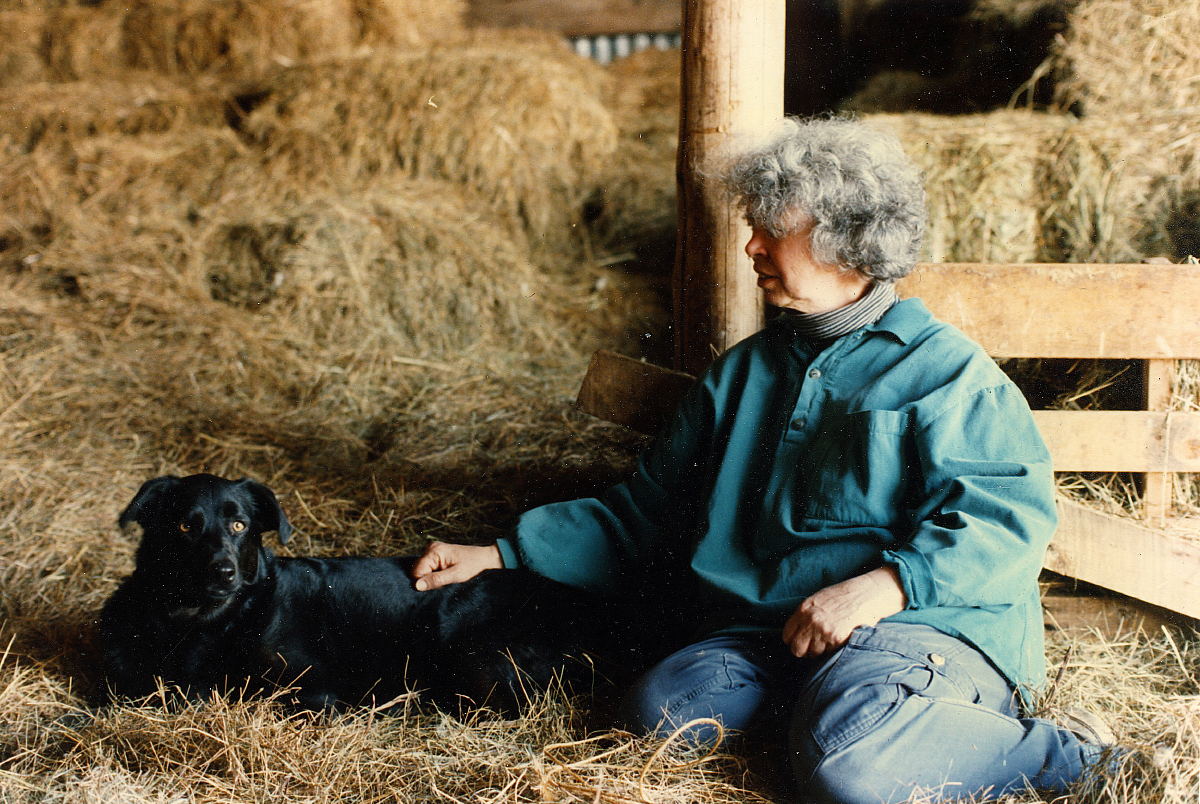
[660,672,734,725]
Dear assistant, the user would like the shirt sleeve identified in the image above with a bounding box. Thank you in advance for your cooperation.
[882,382,1058,610]
[496,377,713,592]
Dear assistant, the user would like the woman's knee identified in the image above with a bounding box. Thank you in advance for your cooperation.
[619,636,775,741]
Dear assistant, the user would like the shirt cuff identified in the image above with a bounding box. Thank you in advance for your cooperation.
[495,537,521,569]
[882,547,938,609]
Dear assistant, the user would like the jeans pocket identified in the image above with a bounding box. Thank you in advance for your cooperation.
[800,627,984,754]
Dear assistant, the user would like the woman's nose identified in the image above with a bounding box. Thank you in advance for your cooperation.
[745,229,765,257]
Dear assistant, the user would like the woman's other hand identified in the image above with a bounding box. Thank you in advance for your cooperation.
[782,566,907,657]
[411,542,503,591]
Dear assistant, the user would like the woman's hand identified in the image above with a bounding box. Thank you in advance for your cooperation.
[782,566,907,658]
[411,542,503,591]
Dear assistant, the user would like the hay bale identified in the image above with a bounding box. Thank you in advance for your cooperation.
[356,0,467,47]
[843,0,1073,114]
[1040,113,1200,262]
[1,129,257,259]
[0,76,231,153]
[245,41,617,256]
[1054,0,1200,115]
[590,48,679,257]
[120,0,357,76]
[870,111,1071,263]
[197,184,550,360]
[0,11,48,87]
[118,0,465,78]
[42,5,128,81]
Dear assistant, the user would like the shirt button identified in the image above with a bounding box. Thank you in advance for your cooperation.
[808,368,822,380]
[928,653,946,666]
[791,417,806,429]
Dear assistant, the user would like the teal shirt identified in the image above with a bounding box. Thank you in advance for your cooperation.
[498,298,1057,696]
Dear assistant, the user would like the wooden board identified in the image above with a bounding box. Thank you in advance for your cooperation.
[897,263,1200,359]
[466,0,680,35]
[1046,499,1200,619]
[575,350,694,435]
[1040,587,1189,639]
[1033,410,1200,472]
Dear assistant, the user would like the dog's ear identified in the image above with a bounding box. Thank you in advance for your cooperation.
[235,478,293,544]
[119,475,181,535]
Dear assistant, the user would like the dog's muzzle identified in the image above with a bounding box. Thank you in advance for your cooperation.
[205,557,239,596]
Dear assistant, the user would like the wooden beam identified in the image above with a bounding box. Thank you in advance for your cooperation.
[897,263,1200,359]
[1046,499,1200,619]
[575,350,694,434]
[465,0,681,36]
[1033,410,1200,472]
[673,0,781,374]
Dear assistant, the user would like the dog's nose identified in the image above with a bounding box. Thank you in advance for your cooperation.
[210,558,237,583]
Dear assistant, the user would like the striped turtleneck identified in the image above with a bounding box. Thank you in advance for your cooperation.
[783,281,899,341]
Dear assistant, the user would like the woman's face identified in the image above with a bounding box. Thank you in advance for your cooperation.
[744,220,871,314]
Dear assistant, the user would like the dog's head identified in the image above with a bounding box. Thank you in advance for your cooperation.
[119,474,293,619]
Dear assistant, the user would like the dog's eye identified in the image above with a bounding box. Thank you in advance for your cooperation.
[231,521,247,533]
[178,522,191,533]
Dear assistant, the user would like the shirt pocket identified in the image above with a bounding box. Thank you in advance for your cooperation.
[803,408,915,526]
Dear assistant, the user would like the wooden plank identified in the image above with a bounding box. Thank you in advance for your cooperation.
[1040,587,1190,638]
[575,350,694,435]
[466,0,680,36]
[1033,410,1200,472]
[673,0,779,374]
[897,263,1200,359]
[1046,499,1200,619]
[1142,359,1176,523]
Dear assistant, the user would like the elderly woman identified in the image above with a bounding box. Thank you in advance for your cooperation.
[412,117,1115,802]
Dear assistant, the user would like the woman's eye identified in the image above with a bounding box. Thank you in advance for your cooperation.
[231,521,247,533]
[178,522,191,533]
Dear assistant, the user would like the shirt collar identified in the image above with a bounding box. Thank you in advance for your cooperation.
[865,296,932,345]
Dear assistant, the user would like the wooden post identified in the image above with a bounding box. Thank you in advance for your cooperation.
[673,0,783,375]
[1142,359,1176,523]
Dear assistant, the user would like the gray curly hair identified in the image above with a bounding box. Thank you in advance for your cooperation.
[721,116,926,283]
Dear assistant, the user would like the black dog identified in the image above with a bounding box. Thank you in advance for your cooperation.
[99,474,660,713]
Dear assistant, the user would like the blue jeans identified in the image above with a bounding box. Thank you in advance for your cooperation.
[621,623,1103,803]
